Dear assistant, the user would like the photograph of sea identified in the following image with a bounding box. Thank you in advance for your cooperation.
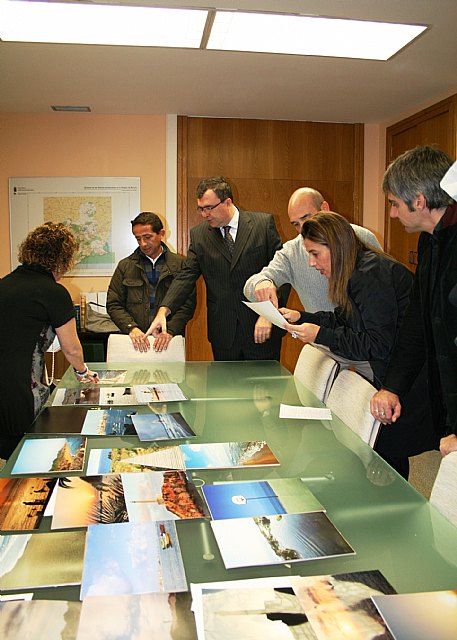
[86,445,185,475]
[0,477,56,531]
[77,592,196,640]
[202,478,324,520]
[80,521,187,598]
[132,412,195,441]
[211,512,354,569]
[181,441,279,469]
[372,590,457,640]
[0,599,81,640]
[0,530,86,590]
[11,437,87,475]
[50,471,207,529]
[80,409,137,436]
[291,570,397,640]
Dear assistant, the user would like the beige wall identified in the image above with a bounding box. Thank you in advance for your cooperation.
[0,112,167,301]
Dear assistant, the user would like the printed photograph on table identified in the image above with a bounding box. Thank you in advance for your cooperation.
[80,409,137,436]
[0,599,81,640]
[86,445,186,475]
[211,512,354,569]
[53,387,139,406]
[11,437,87,475]
[181,441,279,469]
[0,477,57,531]
[80,521,187,598]
[371,590,457,640]
[134,383,188,403]
[77,592,196,640]
[50,472,207,529]
[202,478,324,520]
[0,530,86,590]
[92,369,128,384]
[132,412,195,442]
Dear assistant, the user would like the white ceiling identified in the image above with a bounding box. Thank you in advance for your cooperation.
[1,0,457,123]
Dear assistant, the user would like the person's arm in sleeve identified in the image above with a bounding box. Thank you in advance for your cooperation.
[106,264,139,335]
[244,244,294,306]
[55,319,99,383]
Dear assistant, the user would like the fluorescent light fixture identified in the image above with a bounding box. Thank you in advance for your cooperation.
[207,12,428,60]
[51,105,91,112]
[0,1,208,47]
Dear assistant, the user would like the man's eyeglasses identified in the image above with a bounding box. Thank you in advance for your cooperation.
[196,199,222,214]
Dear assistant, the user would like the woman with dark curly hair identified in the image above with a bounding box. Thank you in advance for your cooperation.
[0,222,98,460]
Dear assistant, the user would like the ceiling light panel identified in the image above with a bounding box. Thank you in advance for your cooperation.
[207,12,427,60]
[0,1,208,47]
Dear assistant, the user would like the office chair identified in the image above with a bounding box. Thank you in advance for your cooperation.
[430,451,457,527]
[326,369,381,447]
[106,334,186,363]
[293,343,339,402]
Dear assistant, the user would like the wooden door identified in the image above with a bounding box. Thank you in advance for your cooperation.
[178,116,364,370]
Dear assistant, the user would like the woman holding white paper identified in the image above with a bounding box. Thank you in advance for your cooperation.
[281,212,436,478]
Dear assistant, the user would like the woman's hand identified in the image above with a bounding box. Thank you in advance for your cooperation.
[278,307,301,323]
[283,321,320,343]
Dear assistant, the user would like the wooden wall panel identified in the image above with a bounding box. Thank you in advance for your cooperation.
[386,95,457,269]
[178,116,364,369]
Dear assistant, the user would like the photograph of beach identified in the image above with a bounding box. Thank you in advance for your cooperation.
[134,384,187,403]
[0,599,81,640]
[86,445,185,475]
[92,369,128,384]
[211,512,354,569]
[0,530,86,590]
[77,592,196,640]
[132,412,195,441]
[80,521,187,598]
[11,437,87,475]
[202,478,324,520]
[0,477,56,531]
[181,441,279,470]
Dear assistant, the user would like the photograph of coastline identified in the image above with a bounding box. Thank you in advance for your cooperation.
[80,521,187,598]
[11,437,86,475]
[291,570,396,640]
[181,441,279,469]
[80,409,137,436]
[211,512,354,569]
[0,599,81,640]
[132,412,195,442]
[0,530,86,590]
[0,477,56,531]
[77,592,196,640]
[51,472,207,529]
[202,478,324,520]
[372,590,457,640]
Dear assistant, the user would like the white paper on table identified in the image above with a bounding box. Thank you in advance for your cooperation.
[279,404,332,420]
[243,300,287,329]
[440,160,457,200]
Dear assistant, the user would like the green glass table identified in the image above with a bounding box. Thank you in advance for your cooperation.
[1,361,456,629]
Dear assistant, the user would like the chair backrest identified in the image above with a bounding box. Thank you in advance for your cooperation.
[293,344,339,402]
[430,451,457,527]
[326,369,381,447]
[106,334,186,363]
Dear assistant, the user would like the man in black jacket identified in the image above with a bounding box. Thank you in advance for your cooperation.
[107,212,196,352]
[370,147,457,458]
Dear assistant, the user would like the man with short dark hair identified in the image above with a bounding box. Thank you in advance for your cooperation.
[371,146,457,457]
[107,211,196,351]
[146,176,289,360]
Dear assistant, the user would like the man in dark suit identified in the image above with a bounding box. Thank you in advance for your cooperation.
[145,176,289,360]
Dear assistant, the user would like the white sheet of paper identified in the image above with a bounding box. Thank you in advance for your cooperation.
[243,300,287,329]
[279,404,332,420]
[440,160,457,200]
